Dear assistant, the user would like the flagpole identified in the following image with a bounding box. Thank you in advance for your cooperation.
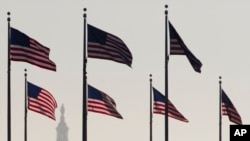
[24,69,27,141]
[219,76,222,141]
[83,8,88,141]
[7,11,12,141]
[165,5,169,141]
[149,74,152,141]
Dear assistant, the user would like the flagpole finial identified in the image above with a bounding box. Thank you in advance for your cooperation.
[149,74,152,82]
[7,12,11,21]
[24,69,27,77]
[219,76,222,84]
[83,8,87,18]
[165,5,168,15]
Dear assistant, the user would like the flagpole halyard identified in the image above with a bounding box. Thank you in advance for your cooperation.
[7,11,12,141]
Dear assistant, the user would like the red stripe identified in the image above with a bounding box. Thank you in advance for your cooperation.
[10,45,56,71]
[222,104,242,124]
[88,43,132,62]
[10,46,56,71]
[28,90,57,120]
[153,102,188,122]
[88,99,122,119]
[29,39,50,55]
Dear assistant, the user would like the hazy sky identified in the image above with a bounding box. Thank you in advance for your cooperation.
[1,0,250,141]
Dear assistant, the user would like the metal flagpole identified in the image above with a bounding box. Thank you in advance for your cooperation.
[24,69,28,141]
[83,8,88,141]
[7,11,12,141]
[149,74,153,141]
[164,5,169,141]
[219,76,222,141]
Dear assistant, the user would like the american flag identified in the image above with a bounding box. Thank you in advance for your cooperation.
[10,27,56,71]
[88,85,123,119]
[27,82,57,120]
[153,88,188,122]
[221,89,242,125]
[87,24,133,67]
[169,21,202,73]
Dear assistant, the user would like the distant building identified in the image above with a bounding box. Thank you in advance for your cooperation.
[56,104,69,141]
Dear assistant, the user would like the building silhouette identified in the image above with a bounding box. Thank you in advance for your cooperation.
[56,104,69,141]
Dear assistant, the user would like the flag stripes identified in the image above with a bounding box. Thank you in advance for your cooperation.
[87,24,133,67]
[28,82,57,120]
[153,88,188,122]
[170,39,185,55]
[221,90,242,125]
[88,85,123,119]
[169,21,202,73]
[88,99,122,118]
[10,27,56,71]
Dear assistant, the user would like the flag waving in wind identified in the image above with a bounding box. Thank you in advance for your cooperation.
[169,21,202,73]
[27,82,57,120]
[153,88,188,122]
[10,27,56,71]
[221,90,242,125]
[87,24,133,67]
[88,85,123,119]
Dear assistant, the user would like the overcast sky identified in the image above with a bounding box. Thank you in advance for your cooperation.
[1,0,250,141]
